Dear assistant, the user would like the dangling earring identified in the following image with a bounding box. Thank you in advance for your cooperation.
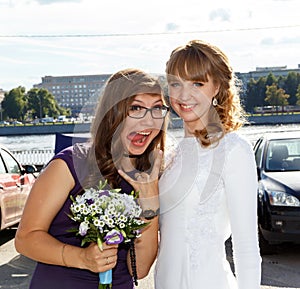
[212,97,218,107]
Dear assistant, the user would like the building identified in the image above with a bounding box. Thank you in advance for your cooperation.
[34,74,111,116]
[237,64,300,84]
[34,73,167,116]
[0,88,6,103]
[0,88,6,122]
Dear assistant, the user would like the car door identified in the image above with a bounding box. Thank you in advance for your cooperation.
[0,148,23,229]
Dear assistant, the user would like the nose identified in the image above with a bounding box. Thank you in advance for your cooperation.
[140,109,155,126]
[174,86,192,102]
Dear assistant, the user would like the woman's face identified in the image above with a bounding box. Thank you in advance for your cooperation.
[120,93,165,156]
[168,75,219,131]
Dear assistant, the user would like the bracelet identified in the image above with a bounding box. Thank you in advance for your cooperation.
[141,207,160,220]
[61,243,68,267]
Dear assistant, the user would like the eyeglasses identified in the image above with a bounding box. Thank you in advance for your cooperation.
[128,105,169,119]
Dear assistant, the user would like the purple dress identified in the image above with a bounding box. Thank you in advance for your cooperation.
[29,145,134,289]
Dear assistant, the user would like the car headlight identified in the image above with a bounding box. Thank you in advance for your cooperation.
[266,190,300,207]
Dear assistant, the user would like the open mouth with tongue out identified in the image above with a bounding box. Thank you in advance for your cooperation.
[127,130,151,147]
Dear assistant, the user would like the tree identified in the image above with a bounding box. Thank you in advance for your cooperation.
[265,84,289,112]
[27,88,68,119]
[284,72,299,105]
[245,78,258,112]
[2,86,27,120]
[256,77,268,107]
[266,73,277,87]
[296,84,300,106]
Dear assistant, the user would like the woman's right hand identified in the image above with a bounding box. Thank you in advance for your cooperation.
[80,243,118,273]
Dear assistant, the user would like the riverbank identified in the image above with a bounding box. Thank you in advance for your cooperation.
[0,122,91,136]
[1,114,300,136]
[247,113,300,125]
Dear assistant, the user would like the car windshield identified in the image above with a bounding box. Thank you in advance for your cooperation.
[266,138,300,171]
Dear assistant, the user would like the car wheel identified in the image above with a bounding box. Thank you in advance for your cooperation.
[258,228,277,255]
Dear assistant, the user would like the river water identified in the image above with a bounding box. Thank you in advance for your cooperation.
[0,123,300,152]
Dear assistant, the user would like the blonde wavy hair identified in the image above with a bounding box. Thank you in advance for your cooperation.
[166,39,245,147]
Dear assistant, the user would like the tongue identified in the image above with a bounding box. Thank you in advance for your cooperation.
[131,133,145,142]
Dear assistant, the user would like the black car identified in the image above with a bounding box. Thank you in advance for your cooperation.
[254,131,300,254]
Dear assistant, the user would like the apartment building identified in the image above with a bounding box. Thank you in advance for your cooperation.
[34,74,111,115]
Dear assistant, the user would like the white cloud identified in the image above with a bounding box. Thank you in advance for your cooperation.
[36,0,81,4]
[0,0,299,90]
[209,8,231,22]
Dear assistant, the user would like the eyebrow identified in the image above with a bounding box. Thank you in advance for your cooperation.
[131,99,163,105]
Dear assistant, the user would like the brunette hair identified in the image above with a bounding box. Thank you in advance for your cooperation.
[166,39,245,146]
[84,68,168,188]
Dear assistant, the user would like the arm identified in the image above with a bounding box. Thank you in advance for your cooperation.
[15,159,118,273]
[224,139,262,289]
[118,150,162,279]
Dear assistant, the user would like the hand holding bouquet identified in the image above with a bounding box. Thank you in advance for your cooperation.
[69,180,148,289]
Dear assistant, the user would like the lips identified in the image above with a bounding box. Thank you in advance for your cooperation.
[179,103,196,112]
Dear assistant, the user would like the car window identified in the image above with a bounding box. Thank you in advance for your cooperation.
[0,148,21,174]
[266,139,300,171]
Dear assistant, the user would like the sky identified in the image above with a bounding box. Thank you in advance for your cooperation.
[0,0,299,91]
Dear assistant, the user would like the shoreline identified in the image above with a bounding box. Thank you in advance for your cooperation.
[1,113,300,136]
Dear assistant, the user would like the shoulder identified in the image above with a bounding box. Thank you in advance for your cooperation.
[53,142,90,161]
[224,132,252,149]
[222,132,254,159]
[51,142,91,182]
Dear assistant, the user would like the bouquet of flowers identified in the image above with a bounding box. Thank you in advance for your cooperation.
[69,180,148,289]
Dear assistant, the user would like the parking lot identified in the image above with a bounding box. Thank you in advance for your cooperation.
[1,227,300,289]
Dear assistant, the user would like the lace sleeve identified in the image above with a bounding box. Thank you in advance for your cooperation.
[224,137,262,289]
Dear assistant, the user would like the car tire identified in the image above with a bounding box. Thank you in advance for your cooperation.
[258,228,277,255]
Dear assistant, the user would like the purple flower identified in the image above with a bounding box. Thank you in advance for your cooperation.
[99,190,110,197]
[86,199,94,205]
[104,229,124,245]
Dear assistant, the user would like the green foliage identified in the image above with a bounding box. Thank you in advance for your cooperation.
[284,72,298,105]
[2,86,27,120]
[244,72,300,112]
[296,84,300,106]
[2,87,67,120]
[265,84,289,111]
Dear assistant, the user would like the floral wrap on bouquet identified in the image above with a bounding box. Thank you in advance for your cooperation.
[68,180,148,289]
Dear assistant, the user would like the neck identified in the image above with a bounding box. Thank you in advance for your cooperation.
[183,116,208,137]
[123,153,141,158]
[120,154,138,172]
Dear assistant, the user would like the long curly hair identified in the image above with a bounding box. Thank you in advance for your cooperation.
[83,68,168,189]
[166,39,245,147]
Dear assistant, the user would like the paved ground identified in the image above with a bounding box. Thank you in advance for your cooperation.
[1,228,300,289]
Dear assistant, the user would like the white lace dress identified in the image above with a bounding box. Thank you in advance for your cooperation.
[155,132,261,289]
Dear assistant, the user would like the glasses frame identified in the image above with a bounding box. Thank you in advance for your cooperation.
[128,105,169,119]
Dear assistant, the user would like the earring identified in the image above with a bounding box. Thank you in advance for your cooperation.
[212,97,218,107]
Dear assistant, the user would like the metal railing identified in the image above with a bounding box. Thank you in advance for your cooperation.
[11,149,55,166]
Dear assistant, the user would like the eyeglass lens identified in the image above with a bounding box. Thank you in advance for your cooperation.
[129,106,168,119]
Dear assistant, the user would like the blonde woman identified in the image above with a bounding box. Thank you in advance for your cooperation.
[155,40,261,289]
